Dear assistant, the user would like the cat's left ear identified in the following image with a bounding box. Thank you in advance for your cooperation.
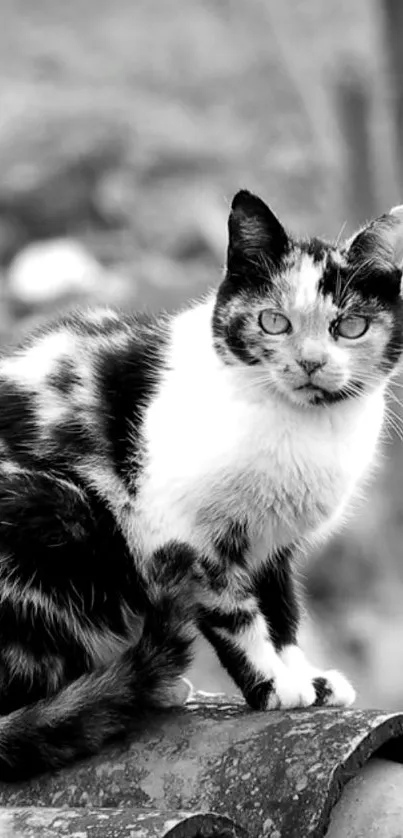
[346,207,403,272]
[387,205,403,268]
[227,190,289,274]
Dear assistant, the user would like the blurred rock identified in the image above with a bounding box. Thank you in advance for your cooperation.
[7,238,131,310]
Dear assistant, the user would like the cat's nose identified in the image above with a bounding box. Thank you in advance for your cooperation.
[298,358,325,375]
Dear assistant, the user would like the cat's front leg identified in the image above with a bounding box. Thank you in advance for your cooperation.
[199,546,355,711]
[198,601,316,709]
[255,547,356,709]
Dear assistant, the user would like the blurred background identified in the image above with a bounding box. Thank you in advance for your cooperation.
[1,0,403,708]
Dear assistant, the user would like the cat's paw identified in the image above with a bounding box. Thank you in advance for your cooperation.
[312,670,356,707]
[265,666,316,710]
[279,645,356,708]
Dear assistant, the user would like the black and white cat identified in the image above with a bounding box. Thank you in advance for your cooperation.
[0,189,401,780]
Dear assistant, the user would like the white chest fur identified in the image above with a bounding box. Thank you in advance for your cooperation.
[134,301,385,563]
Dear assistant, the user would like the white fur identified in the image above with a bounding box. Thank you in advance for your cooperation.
[124,296,385,708]
[0,331,75,390]
[133,298,385,565]
[230,613,279,679]
[213,616,318,708]
[280,644,356,706]
[293,255,322,310]
[0,331,78,429]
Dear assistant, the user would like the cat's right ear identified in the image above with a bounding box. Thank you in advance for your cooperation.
[227,190,289,274]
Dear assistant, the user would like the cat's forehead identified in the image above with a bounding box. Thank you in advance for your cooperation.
[281,242,346,315]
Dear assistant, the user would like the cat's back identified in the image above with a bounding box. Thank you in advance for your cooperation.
[0,307,170,478]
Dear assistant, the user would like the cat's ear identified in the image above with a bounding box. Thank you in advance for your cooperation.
[227,190,289,272]
[388,205,403,267]
[345,208,403,272]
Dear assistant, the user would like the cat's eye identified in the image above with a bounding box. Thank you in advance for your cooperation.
[335,315,369,340]
[259,310,291,335]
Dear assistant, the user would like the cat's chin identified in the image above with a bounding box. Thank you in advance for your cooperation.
[289,386,328,407]
[279,382,351,408]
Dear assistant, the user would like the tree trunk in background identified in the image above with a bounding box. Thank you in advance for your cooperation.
[335,66,376,227]
[381,0,403,193]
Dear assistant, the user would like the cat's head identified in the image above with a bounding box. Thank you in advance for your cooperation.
[212,190,403,407]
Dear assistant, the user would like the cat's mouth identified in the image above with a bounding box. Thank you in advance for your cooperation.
[295,382,325,395]
[293,381,356,406]
[293,382,331,405]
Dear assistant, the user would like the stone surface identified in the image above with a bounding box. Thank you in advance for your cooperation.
[325,757,403,837]
[0,694,402,837]
[0,807,245,837]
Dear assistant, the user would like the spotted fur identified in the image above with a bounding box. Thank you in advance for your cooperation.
[0,191,401,779]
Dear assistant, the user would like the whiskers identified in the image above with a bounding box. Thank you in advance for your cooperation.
[334,220,347,249]
[383,379,403,442]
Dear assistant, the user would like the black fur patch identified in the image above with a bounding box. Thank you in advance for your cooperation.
[0,584,195,780]
[0,471,141,631]
[246,679,275,711]
[301,237,327,264]
[47,359,81,395]
[228,190,290,280]
[48,418,99,467]
[214,520,249,566]
[313,676,333,707]
[199,618,269,709]
[381,302,403,371]
[94,315,169,483]
[220,313,261,366]
[198,605,256,634]
[0,379,37,464]
[255,547,300,650]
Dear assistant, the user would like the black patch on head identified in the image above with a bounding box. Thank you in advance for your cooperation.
[94,314,169,483]
[213,311,260,366]
[381,303,403,371]
[344,263,402,304]
[254,546,299,650]
[301,237,328,265]
[317,255,344,300]
[47,359,81,395]
[213,190,292,364]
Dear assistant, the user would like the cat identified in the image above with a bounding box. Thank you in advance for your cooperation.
[0,189,401,781]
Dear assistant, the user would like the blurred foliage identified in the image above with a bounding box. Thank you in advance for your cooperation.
[1,0,403,708]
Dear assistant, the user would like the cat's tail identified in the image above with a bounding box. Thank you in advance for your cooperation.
[0,581,196,781]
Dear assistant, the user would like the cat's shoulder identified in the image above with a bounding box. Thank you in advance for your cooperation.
[0,306,170,387]
[0,306,173,474]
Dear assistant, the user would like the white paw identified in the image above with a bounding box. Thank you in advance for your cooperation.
[313,669,356,707]
[279,645,356,708]
[267,664,316,709]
